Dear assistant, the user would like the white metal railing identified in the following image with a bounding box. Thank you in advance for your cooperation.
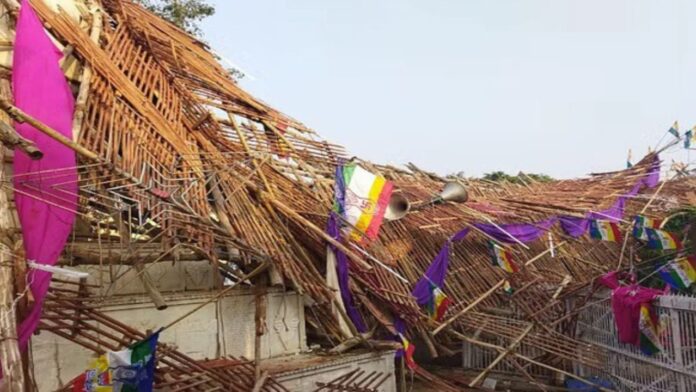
[575,291,696,392]
[461,292,696,391]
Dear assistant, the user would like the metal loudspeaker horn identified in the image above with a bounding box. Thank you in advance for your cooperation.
[434,181,469,204]
[384,193,410,221]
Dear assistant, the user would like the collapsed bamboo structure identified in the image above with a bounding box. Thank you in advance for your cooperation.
[0,0,693,390]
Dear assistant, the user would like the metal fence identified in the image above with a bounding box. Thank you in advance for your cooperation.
[461,292,696,391]
[575,292,696,392]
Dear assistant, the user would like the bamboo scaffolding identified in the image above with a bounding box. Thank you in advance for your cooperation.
[1,0,691,388]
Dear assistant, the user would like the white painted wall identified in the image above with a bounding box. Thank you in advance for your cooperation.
[74,260,219,296]
[32,288,306,391]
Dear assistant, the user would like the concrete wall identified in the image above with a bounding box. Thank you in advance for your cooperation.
[74,260,219,295]
[33,288,306,391]
[273,351,397,392]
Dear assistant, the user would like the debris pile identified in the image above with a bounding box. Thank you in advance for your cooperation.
[0,0,694,391]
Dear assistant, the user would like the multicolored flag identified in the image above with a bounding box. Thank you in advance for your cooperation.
[340,163,394,243]
[412,243,452,321]
[74,332,160,392]
[488,241,519,273]
[645,228,682,250]
[589,220,622,243]
[502,279,514,295]
[425,281,452,322]
[638,303,661,356]
[685,129,696,149]
[658,257,696,290]
[668,121,679,138]
[632,215,662,241]
[398,333,417,370]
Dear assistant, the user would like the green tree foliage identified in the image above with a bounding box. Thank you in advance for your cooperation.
[481,171,554,184]
[136,0,215,36]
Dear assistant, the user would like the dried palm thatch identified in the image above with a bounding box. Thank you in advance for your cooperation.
[0,0,693,389]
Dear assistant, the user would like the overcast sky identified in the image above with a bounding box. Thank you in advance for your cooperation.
[201,0,696,178]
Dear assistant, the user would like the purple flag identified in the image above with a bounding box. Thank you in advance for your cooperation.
[415,154,662,300]
[327,164,367,333]
[560,155,660,237]
[473,218,557,244]
[327,212,367,333]
[412,242,450,307]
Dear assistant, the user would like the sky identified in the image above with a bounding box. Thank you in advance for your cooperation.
[201,0,696,179]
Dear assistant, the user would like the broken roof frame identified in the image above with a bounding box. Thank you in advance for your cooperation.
[0,0,694,390]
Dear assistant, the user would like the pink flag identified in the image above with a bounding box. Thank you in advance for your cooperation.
[12,0,77,348]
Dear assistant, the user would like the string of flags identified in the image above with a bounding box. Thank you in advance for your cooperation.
[594,210,692,357]
[326,154,688,367]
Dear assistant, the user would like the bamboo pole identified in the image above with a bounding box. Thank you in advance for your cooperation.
[0,250,24,392]
[133,262,168,310]
[251,371,269,392]
[0,99,259,258]
[0,99,99,161]
[0,80,25,392]
[225,112,283,286]
[71,1,102,140]
[618,178,668,269]
[254,274,268,381]
[468,323,534,387]
[0,121,42,159]
[3,95,371,275]
[159,261,268,332]
[449,330,613,392]
[118,210,167,310]
[469,274,571,387]
[266,197,371,270]
[433,241,566,335]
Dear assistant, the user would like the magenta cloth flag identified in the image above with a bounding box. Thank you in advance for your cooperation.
[610,285,662,347]
[13,0,77,348]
